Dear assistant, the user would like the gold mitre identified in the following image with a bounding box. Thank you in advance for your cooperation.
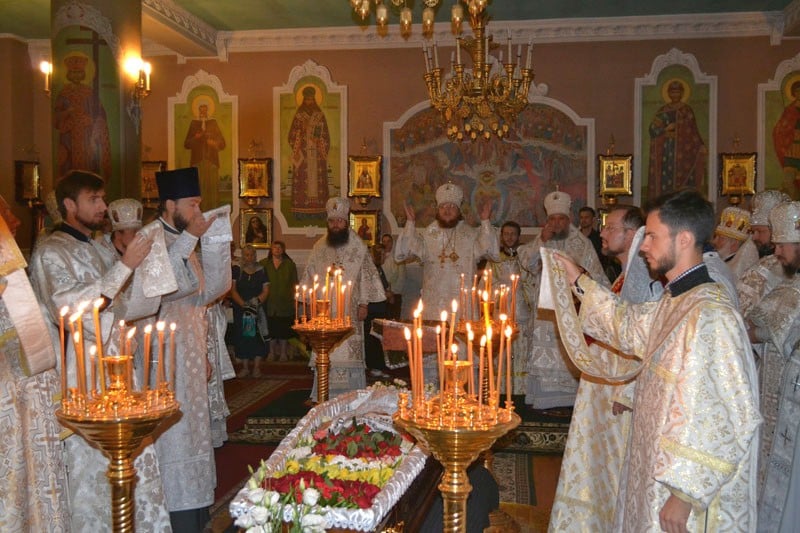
[715,206,750,241]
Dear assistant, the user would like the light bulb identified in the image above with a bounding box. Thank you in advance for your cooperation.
[358,0,370,20]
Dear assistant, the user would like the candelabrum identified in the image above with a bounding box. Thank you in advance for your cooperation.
[292,300,353,403]
[56,355,178,532]
[393,364,520,533]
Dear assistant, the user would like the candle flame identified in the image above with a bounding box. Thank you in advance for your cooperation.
[89,345,97,356]
[468,330,474,341]
[60,306,70,317]
[77,300,89,313]
[505,325,513,337]
[127,327,137,339]
[416,328,423,339]
[156,321,166,332]
[73,331,81,343]
[440,310,448,321]
[482,291,489,302]
[170,322,176,332]
[404,327,411,340]
[450,344,458,355]
[451,299,458,312]
[487,326,493,337]
[480,335,487,347]
[144,324,153,334]
[500,313,507,322]
[69,311,81,323]
[93,297,104,309]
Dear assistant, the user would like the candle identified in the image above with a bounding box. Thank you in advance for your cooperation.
[526,39,533,70]
[295,285,299,322]
[72,330,85,396]
[486,325,494,402]
[143,324,153,389]
[75,302,89,395]
[89,346,97,397]
[505,325,513,405]
[59,306,69,396]
[435,323,442,367]
[467,329,475,395]
[92,298,106,394]
[456,38,461,64]
[169,323,177,391]
[404,327,414,402]
[301,285,308,322]
[517,44,522,64]
[119,320,126,355]
[448,300,458,352]
[157,321,166,387]
[125,326,136,357]
[510,275,518,323]
[478,335,486,407]
[507,29,512,62]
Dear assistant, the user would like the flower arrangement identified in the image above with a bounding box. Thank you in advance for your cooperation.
[231,387,428,532]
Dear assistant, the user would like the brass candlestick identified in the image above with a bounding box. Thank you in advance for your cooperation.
[293,310,352,403]
[394,406,520,532]
[57,355,178,533]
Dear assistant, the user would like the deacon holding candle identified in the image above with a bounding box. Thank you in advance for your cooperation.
[298,197,386,403]
[27,171,170,531]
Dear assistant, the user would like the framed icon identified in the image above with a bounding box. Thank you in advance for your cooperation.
[720,153,757,196]
[350,210,379,246]
[598,154,633,196]
[141,160,165,207]
[347,155,382,198]
[14,160,41,205]
[239,158,272,198]
[240,208,272,249]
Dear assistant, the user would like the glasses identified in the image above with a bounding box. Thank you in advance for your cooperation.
[602,225,632,233]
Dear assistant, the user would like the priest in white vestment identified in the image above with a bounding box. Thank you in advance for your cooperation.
[0,197,70,532]
[29,171,172,532]
[153,167,232,532]
[517,190,607,409]
[394,182,499,321]
[746,201,800,531]
[300,197,387,402]
[553,189,760,532]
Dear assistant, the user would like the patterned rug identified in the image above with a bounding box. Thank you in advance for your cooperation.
[494,452,536,506]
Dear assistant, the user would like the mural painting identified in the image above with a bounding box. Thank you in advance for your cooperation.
[386,103,590,231]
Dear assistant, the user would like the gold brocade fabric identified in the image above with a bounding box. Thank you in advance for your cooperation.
[550,265,761,531]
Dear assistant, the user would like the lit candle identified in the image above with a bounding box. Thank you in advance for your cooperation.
[439,310,447,362]
[416,327,425,408]
[119,319,126,355]
[505,325,513,405]
[467,328,475,395]
[510,274,518,323]
[143,324,153,389]
[486,325,494,402]
[156,321,166,387]
[478,335,486,407]
[301,284,308,322]
[435,323,442,368]
[448,300,458,352]
[404,327,414,401]
[295,285,299,323]
[59,306,69,396]
[125,326,136,357]
[92,298,106,394]
[75,302,89,394]
[169,323,177,391]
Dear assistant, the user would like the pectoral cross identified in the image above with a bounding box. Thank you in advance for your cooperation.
[438,249,459,265]
[551,261,565,278]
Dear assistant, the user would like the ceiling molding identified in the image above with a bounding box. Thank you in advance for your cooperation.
[214,11,786,56]
[142,0,217,57]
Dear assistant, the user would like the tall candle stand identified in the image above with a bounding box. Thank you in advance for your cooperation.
[394,359,520,532]
[292,299,352,403]
[56,355,178,532]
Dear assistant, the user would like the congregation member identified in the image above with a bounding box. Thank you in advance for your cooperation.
[486,220,536,393]
[230,244,270,377]
[555,189,761,531]
[394,181,499,320]
[0,195,70,531]
[154,167,232,532]
[711,205,759,279]
[549,204,659,531]
[748,201,800,532]
[300,197,386,402]
[517,190,607,409]
[260,240,299,362]
[29,170,172,532]
[380,233,406,320]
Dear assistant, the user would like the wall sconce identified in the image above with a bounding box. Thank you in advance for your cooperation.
[39,61,52,94]
[124,57,151,133]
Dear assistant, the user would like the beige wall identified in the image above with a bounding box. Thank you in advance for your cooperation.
[5,34,800,252]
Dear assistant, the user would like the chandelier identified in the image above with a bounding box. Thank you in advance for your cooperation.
[350,0,534,141]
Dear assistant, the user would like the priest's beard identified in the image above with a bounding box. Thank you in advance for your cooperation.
[436,212,460,229]
[551,229,569,241]
[782,260,800,277]
[757,242,775,258]
[76,212,106,232]
[173,211,190,232]
[648,243,677,279]
[327,226,350,247]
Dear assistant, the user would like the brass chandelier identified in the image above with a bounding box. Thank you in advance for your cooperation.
[350,0,534,142]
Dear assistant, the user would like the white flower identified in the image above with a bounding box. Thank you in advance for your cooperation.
[288,445,312,459]
[265,490,280,507]
[234,511,255,529]
[250,505,269,525]
[246,526,267,533]
[302,487,320,507]
[247,488,266,505]
[300,512,328,532]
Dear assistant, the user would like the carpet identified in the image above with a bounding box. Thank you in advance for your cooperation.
[494,452,536,506]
